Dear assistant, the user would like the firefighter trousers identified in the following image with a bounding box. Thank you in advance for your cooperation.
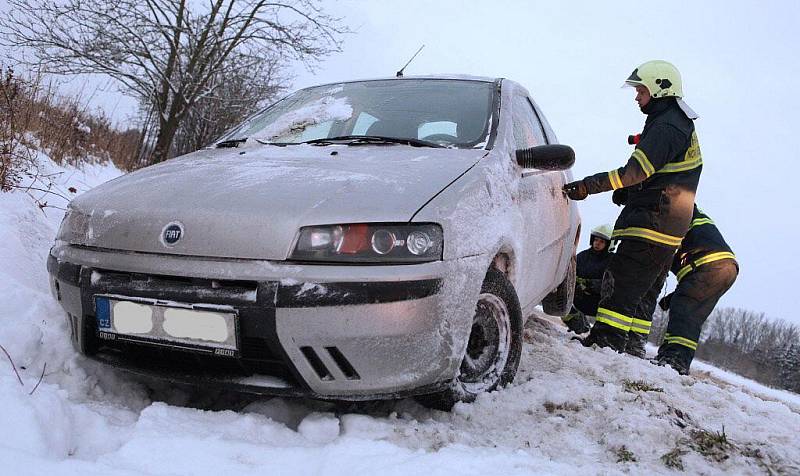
[660,258,739,355]
[594,239,674,340]
[573,288,601,317]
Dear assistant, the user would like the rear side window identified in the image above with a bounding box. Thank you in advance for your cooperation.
[512,95,547,149]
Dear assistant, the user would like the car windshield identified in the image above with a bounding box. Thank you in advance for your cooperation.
[220,79,496,148]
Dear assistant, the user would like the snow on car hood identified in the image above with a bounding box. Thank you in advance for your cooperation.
[67,144,486,260]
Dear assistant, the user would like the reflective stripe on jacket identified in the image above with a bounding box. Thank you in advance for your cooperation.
[672,205,737,280]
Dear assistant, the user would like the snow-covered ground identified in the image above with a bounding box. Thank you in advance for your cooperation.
[1,157,798,475]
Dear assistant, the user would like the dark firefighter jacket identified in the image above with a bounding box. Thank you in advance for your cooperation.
[672,205,737,281]
[582,98,702,248]
[577,246,612,290]
[573,245,612,315]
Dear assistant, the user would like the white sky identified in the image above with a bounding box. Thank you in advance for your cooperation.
[4,0,800,323]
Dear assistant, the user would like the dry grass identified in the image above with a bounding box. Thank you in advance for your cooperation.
[622,379,664,393]
[542,401,581,414]
[660,447,688,470]
[689,428,732,463]
[1,66,141,194]
[614,445,637,463]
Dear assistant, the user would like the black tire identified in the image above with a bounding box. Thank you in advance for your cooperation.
[416,267,523,411]
[542,253,576,317]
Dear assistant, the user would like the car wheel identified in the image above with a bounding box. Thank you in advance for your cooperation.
[542,253,576,317]
[416,267,523,411]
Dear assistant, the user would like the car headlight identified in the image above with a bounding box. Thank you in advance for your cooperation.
[290,223,443,263]
[55,207,90,244]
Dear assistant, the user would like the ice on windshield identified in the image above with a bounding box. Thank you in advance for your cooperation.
[252,96,353,143]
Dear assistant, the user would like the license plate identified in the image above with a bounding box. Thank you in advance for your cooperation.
[95,295,239,357]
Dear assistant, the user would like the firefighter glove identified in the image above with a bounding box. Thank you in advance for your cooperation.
[659,292,674,311]
[563,309,591,334]
[563,180,588,200]
[612,188,628,206]
[585,278,602,295]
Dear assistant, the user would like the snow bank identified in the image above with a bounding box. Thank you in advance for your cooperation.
[0,153,798,475]
[691,360,800,411]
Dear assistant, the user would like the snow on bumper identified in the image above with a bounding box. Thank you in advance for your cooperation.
[46,244,484,399]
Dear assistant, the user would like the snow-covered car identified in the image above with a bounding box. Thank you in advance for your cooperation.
[47,76,580,409]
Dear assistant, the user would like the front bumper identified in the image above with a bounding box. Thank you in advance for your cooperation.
[47,244,484,399]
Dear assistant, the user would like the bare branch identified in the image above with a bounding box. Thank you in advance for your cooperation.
[0,343,24,387]
[29,362,47,395]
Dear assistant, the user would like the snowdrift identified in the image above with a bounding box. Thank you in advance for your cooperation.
[1,154,798,475]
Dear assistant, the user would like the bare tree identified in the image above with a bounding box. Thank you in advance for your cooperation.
[170,52,287,157]
[699,307,800,391]
[1,0,346,163]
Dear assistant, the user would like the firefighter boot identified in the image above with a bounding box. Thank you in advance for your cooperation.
[624,331,647,359]
[562,307,591,334]
[579,322,627,352]
[652,344,694,375]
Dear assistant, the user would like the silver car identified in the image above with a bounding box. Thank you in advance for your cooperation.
[48,76,580,409]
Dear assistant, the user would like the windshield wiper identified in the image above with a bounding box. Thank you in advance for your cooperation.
[217,138,296,147]
[253,139,296,146]
[216,138,248,148]
[302,135,445,148]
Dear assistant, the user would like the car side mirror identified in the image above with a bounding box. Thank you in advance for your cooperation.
[516,144,575,170]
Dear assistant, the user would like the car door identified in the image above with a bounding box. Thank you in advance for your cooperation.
[530,97,572,283]
[512,94,569,308]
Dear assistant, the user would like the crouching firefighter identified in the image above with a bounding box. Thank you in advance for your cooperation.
[563,60,702,353]
[653,205,738,374]
[562,224,614,334]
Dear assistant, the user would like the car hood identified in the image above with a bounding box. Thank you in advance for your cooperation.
[68,145,486,260]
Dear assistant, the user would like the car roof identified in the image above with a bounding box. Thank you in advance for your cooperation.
[305,74,501,89]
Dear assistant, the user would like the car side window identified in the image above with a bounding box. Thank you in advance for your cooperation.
[512,95,547,150]
[529,99,556,143]
[526,98,548,144]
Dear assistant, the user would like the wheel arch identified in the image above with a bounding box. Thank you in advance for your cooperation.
[489,245,518,287]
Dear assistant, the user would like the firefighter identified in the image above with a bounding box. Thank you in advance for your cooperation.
[563,60,702,352]
[562,224,614,334]
[653,205,738,374]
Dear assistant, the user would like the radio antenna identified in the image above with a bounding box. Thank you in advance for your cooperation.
[396,45,425,77]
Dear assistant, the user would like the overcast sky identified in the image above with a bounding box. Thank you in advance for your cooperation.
[6,0,800,323]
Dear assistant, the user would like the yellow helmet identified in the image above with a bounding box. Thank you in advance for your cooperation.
[624,60,683,99]
[624,60,697,118]
[590,224,613,242]
[590,224,614,252]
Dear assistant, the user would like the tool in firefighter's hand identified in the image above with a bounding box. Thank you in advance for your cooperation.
[563,180,588,200]
[628,134,641,145]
